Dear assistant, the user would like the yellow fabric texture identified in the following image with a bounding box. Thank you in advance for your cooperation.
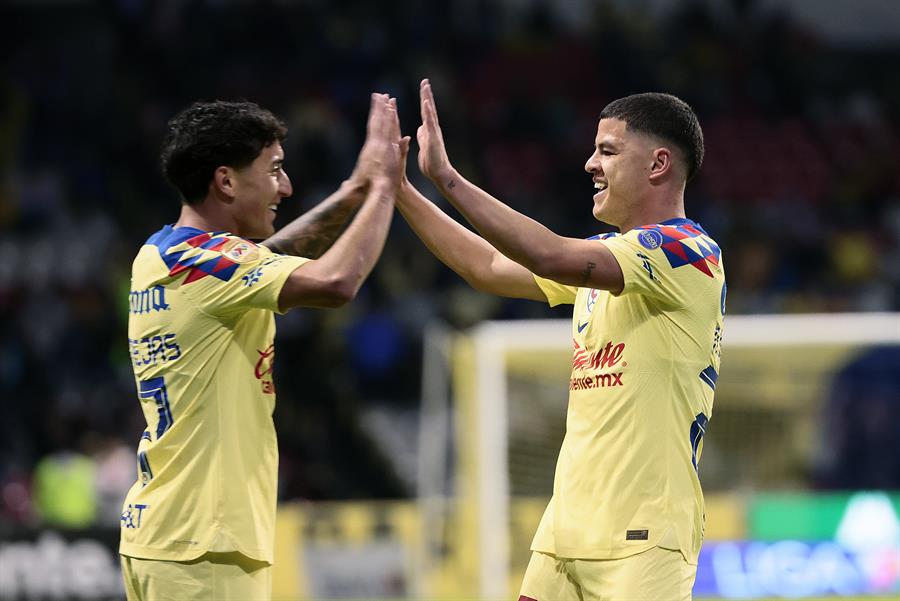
[519,547,696,601]
[120,552,271,601]
[119,226,308,563]
[531,220,725,564]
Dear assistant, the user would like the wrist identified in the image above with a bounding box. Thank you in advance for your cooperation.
[433,166,460,193]
[369,176,396,200]
[341,177,369,202]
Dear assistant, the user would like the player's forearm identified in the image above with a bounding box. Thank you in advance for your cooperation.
[311,179,396,300]
[398,181,503,292]
[431,167,564,275]
[262,178,367,258]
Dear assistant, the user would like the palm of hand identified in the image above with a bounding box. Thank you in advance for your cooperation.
[417,123,447,180]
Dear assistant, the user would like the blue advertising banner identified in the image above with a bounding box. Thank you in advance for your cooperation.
[695,540,900,598]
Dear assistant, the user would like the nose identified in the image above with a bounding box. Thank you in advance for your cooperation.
[279,170,293,197]
[585,150,600,175]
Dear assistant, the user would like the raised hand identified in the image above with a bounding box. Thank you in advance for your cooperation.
[417,79,452,182]
[383,97,410,186]
[353,94,409,189]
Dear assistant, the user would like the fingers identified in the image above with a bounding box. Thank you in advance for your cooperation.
[399,135,411,164]
[367,93,396,140]
[420,79,439,129]
[419,80,428,124]
[367,92,385,136]
[388,97,401,140]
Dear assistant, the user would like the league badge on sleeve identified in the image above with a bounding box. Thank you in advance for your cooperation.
[638,229,663,250]
[221,239,260,263]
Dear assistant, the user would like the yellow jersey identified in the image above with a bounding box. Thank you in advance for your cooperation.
[119,225,308,563]
[531,218,726,564]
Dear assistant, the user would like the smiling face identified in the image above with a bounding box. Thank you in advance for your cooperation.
[227,141,292,239]
[584,118,659,228]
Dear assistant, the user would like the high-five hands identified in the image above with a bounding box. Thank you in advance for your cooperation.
[417,79,452,183]
[353,93,409,189]
[351,81,453,194]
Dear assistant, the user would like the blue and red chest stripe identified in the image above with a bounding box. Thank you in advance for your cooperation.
[636,219,721,278]
[145,226,240,284]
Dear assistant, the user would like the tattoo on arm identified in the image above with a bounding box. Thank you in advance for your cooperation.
[262,200,360,259]
[447,179,456,189]
[580,261,596,286]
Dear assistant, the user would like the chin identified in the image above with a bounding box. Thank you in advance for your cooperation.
[252,222,276,240]
[592,203,611,223]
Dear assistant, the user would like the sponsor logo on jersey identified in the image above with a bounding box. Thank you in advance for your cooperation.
[573,339,625,370]
[255,344,276,394]
[121,503,148,529]
[129,285,170,314]
[570,373,623,390]
[570,339,626,390]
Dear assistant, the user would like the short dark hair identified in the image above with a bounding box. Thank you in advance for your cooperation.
[600,93,704,181]
[161,100,287,204]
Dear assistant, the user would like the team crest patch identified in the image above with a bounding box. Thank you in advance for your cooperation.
[638,229,663,250]
[221,239,259,263]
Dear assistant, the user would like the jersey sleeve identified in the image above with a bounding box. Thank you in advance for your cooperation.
[164,235,310,317]
[602,226,719,309]
[533,274,577,306]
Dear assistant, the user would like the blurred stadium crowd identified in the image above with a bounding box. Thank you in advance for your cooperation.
[1,0,899,530]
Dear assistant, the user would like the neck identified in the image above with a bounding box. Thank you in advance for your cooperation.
[617,207,686,233]
[616,186,686,233]
[174,199,233,234]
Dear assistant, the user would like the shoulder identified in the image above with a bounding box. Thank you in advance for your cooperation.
[587,232,618,241]
[630,219,721,275]
[150,228,262,284]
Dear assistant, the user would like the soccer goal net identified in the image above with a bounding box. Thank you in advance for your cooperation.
[416,313,900,600]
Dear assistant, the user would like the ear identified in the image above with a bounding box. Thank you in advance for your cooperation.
[648,147,673,183]
[212,166,237,200]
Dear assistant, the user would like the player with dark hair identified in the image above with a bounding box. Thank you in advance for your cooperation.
[119,94,406,600]
[398,80,724,599]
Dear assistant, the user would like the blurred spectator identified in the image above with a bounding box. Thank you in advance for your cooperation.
[33,451,97,529]
[815,346,900,490]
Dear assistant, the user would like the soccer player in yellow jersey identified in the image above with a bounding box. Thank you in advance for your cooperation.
[398,80,724,600]
[119,94,406,601]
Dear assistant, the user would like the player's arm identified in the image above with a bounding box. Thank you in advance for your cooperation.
[262,87,411,258]
[416,79,624,293]
[277,94,402,310]
[261,178,367,259]
[398,179,547,301]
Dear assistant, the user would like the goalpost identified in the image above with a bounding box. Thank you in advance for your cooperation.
[417,313,900,600]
